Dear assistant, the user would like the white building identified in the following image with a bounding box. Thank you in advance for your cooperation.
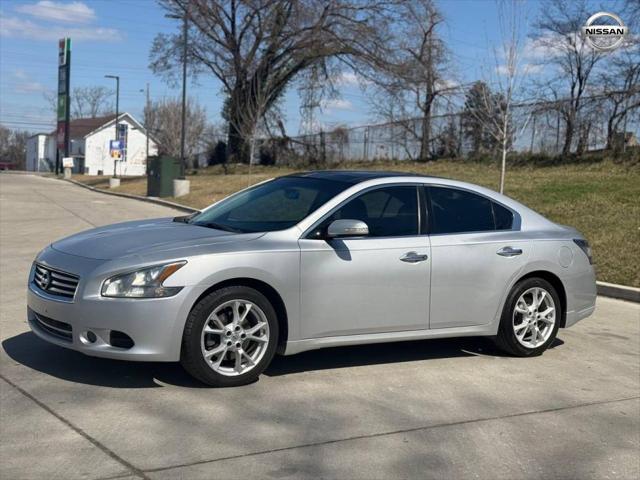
[26,133,56,172]
[25,113,157,176]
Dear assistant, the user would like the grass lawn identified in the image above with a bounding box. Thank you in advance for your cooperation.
[75,160,640,287]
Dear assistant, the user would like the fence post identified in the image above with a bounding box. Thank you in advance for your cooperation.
[363,127,369,161]
[320,130,326,165]
[530,115,536,152]
[555,110,560,153]
[458,113,464,158]
[390,124,395,160]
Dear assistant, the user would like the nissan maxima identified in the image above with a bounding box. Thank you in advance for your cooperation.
[27,171,596,386]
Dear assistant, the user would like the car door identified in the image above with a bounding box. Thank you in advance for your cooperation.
[426,185,529,329]
[298,184,431,339]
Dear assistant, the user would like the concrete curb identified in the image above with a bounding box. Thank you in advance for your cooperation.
[57,176,640,303]
[63,178,198,214]
[0,170,51,176]
[596,281,640,303]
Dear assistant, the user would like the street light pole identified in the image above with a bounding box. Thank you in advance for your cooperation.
[141,83,150,173]
[105,74,120,178]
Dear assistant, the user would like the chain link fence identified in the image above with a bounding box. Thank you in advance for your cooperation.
[256,93,639,166]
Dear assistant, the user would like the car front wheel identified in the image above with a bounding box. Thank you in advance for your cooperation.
[181,286,279,387]
[495,277,561,357]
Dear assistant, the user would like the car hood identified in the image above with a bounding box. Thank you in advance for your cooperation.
[51,217,263,260]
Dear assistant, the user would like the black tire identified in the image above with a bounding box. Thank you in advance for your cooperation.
[495,277,561,357]
[181,286,279,387]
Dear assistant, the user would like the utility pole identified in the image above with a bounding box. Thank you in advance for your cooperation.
[144,83,150,172]
[165,7,190,197]
[105,75,120,178]
[139,83,151,174]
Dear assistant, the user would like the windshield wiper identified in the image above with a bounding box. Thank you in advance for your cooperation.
[194,222,246,233]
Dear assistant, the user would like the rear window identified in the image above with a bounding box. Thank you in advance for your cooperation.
[427,186,513,234]
[492,202,514,230]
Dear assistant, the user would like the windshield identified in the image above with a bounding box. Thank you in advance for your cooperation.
[189,176,350,233]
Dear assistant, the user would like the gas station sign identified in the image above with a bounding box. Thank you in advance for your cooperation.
[57,38,71,151]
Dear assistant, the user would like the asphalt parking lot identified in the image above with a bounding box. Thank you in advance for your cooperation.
[1,174,639,480]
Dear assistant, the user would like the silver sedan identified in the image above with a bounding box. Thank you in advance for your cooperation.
[27,171,596,386]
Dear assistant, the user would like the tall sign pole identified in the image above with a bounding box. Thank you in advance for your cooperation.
[56,38,71,174]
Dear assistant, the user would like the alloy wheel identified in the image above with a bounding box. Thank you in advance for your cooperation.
[512,287,556,349]
[200,299,270,376]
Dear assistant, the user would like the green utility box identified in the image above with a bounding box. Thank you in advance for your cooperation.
[147,156,181,197]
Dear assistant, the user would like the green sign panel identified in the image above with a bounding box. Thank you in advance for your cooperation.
[57,96,66,121]
[57,38,71,151]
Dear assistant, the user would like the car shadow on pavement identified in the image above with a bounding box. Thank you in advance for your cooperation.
[2,331,564,388]
[2,332,204,389]
[266,336,527,377]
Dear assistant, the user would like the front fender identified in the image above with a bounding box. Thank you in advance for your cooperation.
[176,250,301,344]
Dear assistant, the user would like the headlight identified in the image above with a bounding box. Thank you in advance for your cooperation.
[101,261,186,298]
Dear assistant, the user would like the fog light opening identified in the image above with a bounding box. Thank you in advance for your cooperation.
[86,331,97,343]
[109,330,135,349]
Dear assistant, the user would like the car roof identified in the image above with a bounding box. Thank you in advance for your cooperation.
[286,170,426,184]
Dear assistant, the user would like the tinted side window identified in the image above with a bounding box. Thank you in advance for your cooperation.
[428,186,494,234]
[492,202,514,230]
[328,186,419,237]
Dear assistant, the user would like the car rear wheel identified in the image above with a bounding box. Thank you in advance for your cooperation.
[495,277,561,357]
[181,286,279,387]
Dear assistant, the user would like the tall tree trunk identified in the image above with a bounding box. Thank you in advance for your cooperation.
[606,115,615,151]
[418,100,433,162]
[226,87,259,164]
[576,121,590,156]
[562,115,574,157]
[226,121,249,164]
[605,101,624,151]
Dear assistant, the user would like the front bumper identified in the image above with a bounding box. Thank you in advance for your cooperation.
[27,282,201,362]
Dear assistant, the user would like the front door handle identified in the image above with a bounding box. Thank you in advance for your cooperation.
[400,251,429,263]
[497,246,523,257]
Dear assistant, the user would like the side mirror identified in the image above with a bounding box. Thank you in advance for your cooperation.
[327,219,369,239]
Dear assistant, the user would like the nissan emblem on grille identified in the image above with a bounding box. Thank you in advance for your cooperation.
[40,270,51,290]
[34,264,79,299]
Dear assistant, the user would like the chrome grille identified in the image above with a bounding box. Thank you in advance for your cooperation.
[33,264,79,299]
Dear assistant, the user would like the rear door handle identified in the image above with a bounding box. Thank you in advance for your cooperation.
[400,251,429,263]
[497,246,523,257]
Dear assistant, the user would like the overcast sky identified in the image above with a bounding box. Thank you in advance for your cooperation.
[0,0,626,135]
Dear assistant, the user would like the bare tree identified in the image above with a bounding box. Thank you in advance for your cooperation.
[0,126,29,169]
[221,82,286,165]
[367,0,453,162]
[599,2,640,150]
[466,0,530,193]
[144,97,208,167]
[150,0,397,163]
[71,86,114,119]
[531,0,603,156]
[43,90,58,117]
[44,86,114,119]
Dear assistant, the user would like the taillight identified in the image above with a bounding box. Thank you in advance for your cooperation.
[573,239,593,264]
